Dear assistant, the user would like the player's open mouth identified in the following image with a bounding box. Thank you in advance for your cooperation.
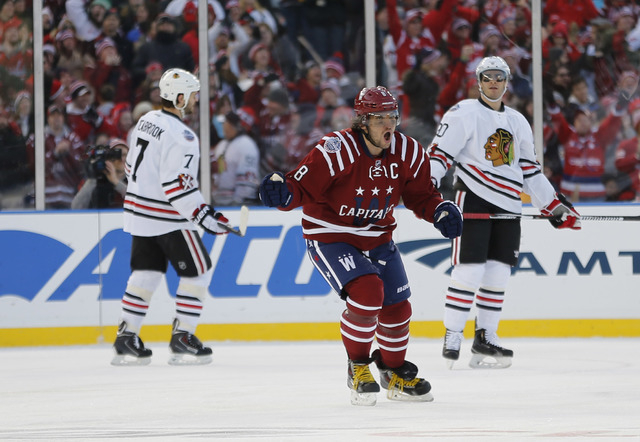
[384,131,391,142]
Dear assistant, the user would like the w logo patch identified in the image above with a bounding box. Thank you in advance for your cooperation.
[338,253,357,271]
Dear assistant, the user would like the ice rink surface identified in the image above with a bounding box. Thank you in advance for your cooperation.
[1,338,639,441]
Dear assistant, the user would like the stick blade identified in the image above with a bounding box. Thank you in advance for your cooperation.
[238,205,249,236]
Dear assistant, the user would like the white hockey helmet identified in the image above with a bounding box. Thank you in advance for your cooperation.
[159,68,200,109]
[475,56,511,82]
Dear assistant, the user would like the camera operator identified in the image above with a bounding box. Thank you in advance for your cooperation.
[71,138,128,209]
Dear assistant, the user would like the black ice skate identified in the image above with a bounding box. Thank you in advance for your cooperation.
[111,322,152,366]
[168,319,212,366]
[347,358,380,406]
[372,350,434,402]
[442,329,464,369]
[469,328,513,369]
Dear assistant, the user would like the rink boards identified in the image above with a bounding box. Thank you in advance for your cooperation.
[0,205,639,346]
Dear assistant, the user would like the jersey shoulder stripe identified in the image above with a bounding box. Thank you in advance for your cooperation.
[315,130,362,177]
[391,132,426,178]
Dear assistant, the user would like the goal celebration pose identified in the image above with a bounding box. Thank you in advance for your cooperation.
[259,86,463,405]
[428,56,581,369]
[112,68,232,366]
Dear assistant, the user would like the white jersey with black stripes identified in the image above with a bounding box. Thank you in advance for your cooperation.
[427,98,557,213]
[123,109,207,237]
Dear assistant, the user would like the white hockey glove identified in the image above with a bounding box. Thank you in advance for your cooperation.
[192,204,230,235]
[541,193,581,230]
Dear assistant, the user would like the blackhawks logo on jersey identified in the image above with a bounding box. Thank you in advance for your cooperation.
[178,173,196,190]
[484,128,514,166]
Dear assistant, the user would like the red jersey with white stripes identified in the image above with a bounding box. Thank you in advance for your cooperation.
[123,109,207,237]
[428,98,556,213]
[280,129,444,251]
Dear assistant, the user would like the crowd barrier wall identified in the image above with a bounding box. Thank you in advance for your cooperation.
[1,204,639,347]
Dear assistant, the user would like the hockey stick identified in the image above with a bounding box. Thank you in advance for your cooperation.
[297,36,327,70]
[463,213,640,222]
[218,205,250,236]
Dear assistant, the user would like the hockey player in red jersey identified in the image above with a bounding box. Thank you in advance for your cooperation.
[259,86,463,406]
[112,68,233,366]
[428,56,581,370]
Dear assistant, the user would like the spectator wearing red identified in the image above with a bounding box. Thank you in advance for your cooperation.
[243,41,282,80]
[134,61,163,105]
[291,60,322,105]
[109,102,134,141]
[543,0,600,30]
[55,28,84,79]
[444,18,474,62]
[65,81,117,145]
[438,44,475,113]
[422,0,479,49]
[542,21,583,64]
[181,1,216,65]
[0,0,20,43]
[85,37,133,105]
[614,98,640,198]
[610,7,639,73]
[548,84,633,201]
[0,18,32,78]
[26,105,85,209]
[386,1,436,86]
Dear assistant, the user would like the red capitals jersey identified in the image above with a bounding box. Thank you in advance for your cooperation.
[550,110,622,199]
[615,136,640,194]
[281,129,444,251]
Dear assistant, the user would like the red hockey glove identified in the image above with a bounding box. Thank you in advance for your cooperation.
[541,193,581,230]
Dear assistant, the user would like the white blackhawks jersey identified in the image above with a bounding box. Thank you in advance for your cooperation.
[123,109,206,236]
[428,98,556,213]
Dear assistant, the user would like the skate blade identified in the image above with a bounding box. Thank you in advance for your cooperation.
[469,353,512,369]
[168,353,212,366]
[111,354,151,366]
[350,390,377,406]
[386,389,434,402]
[445,359,456,370]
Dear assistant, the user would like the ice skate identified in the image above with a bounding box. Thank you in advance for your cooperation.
[372,350,433,402]
[111,322,152,366]
[469,328,513,369]
[168,319,212,365]
[442,329,463,369]
[347,358,380,406]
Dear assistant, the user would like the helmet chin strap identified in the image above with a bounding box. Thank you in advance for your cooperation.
[362,124,384,149]
[174,93,190,119]
[479,84,508,103]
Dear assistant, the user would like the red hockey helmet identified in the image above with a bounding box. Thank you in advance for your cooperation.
[354,86,398,117]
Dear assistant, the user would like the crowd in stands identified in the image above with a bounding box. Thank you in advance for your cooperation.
[1,0,640,210]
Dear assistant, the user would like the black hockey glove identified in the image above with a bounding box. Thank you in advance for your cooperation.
[259,172,292,208]
[541,193,581,230]
[192,204,230,235]
[433,201,463,239]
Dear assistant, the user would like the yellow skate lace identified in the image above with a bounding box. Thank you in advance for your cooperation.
[352,364,376,389]
[387,373,419,396]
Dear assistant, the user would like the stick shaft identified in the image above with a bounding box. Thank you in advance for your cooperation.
[463,213,640,221]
